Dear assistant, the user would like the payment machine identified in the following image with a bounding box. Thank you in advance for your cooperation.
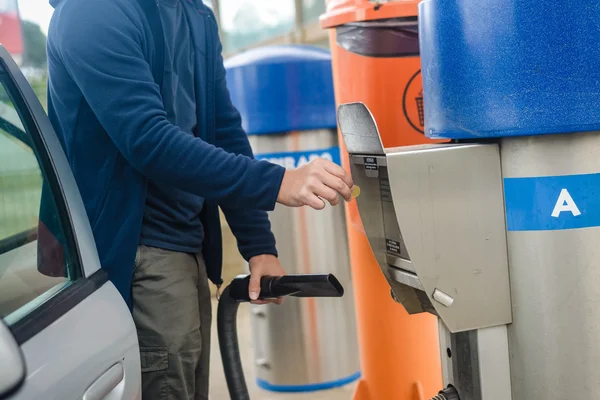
[337,1,600,399]
[338,103,512,400]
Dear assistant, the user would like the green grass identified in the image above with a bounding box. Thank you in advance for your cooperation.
[0,170,42,239]
[29,76,47,110]
[0,72,48,240]
[0,72,50,240]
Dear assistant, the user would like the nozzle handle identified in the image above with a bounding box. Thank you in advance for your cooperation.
[226,274,344,302]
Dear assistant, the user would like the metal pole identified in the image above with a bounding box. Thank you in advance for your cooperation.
[294,0,305,43]
[212,0,225,43]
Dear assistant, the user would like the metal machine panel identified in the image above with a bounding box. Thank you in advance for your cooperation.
[438,322,512,400]
[337,102,385,156]
[386,144,512,332]
[502,131,600,400]
[348,156,429,314]
[340,102,430,314]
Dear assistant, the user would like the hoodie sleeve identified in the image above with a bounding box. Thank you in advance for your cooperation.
[51,0,285,212]
[204,12,279,260]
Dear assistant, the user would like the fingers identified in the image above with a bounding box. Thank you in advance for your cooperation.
[318,171,352,202]
[323,160,354,189]
[248,255,286,304]
[301,188,326,210]
[303,168,345,208]
[278,159,354,209]
[249,279,284,303]
[313,183,341,206]
[249,273,261,301]
[307,160,353,205]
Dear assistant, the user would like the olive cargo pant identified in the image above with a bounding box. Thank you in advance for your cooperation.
[132,245,212,399]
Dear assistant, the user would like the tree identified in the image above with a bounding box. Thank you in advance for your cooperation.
[22,20,47,69]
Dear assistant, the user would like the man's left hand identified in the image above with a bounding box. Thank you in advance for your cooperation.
[248,254,286,305]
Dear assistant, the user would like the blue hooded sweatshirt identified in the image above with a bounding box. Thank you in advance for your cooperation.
[46,0,286,307]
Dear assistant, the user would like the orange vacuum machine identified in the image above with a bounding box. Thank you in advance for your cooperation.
[321,1,442,399]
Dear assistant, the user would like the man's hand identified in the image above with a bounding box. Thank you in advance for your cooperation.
[248,254,286,305]
[277,159,354,210]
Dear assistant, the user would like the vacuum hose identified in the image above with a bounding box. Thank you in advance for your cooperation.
[217,285,249,400]
[217,274,344,400]
[431,386,460,400]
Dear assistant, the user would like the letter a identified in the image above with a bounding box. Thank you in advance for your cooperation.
[551,189,581,218]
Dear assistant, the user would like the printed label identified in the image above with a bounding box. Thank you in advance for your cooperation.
[386,239,401,254]
[364,156,378,171]
[255,146,342,169]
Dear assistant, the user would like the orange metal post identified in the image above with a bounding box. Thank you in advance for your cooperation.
[321,2,443,400]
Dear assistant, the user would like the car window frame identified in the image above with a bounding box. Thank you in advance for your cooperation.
[0,46,110,345]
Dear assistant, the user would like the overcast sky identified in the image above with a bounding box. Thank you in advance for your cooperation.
[18,0,54,34]
[17,0,295,35]
[220,0,293,31]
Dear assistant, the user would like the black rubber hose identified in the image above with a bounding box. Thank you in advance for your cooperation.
[217,286,250,400]
[431,386,460,400]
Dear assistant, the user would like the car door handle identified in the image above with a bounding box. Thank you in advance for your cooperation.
[83,362,125,400]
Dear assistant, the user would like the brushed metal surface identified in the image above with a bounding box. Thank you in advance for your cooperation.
[349,159,428,314]
[248,130,360,386]
[386,255,416,274]
[477,325,512,400]
[439,321,512,400]
[337,103,384,156]
[338,102,438,314]
[388,266,423,291]
[386,143,512,333]
[502,132,600,399]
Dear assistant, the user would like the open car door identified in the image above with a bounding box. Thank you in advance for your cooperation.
[0,45,141,399]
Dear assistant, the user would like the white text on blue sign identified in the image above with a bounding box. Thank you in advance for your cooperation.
[255,146,342,169]
[504,173,600,231]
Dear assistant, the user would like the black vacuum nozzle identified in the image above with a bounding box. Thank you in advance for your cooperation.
[226,274,344,302]
[217,273,346,400]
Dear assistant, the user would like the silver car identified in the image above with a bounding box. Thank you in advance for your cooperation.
[0,46,141,399]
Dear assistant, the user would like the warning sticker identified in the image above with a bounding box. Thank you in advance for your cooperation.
[386,239,401,254]
[364,157,378,171]
[403,70,425,134]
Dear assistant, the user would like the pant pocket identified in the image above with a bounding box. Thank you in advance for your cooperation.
[140,347,168,399]
[133,246,144,273]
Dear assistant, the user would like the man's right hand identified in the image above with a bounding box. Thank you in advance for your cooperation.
[276,158,354,210]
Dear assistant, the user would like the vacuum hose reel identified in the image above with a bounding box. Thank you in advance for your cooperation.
[217,274,345,400]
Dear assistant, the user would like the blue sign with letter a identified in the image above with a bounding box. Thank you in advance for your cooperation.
[504,172,600,231]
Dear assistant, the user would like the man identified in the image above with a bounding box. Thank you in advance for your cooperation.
[46,0,353,398]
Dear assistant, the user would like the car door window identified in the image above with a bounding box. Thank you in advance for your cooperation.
[0,69,81,327]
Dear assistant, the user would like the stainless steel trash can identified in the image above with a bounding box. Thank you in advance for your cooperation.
[225,45,360,392]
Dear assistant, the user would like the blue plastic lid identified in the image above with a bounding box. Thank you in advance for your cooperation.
[225,45,337,135]
[419,0,600,139]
